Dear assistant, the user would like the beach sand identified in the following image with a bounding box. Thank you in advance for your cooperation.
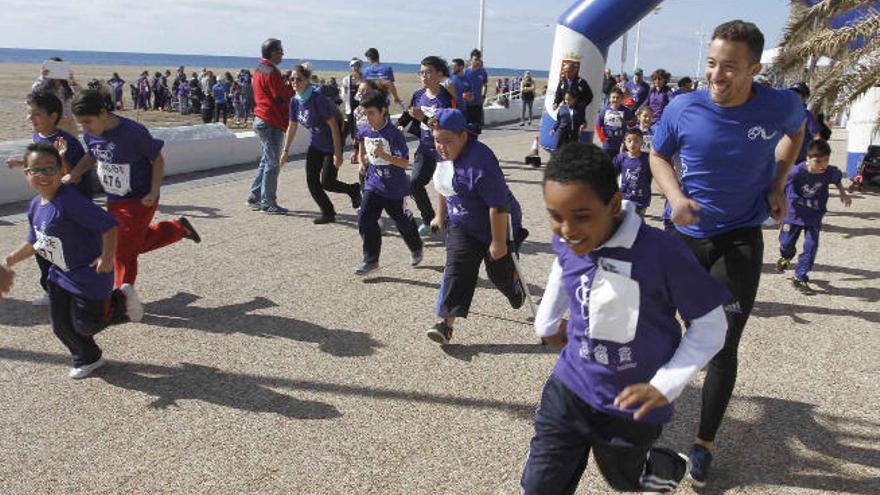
[0,63,547,141]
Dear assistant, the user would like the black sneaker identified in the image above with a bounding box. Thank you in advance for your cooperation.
[313,214,336,225]
[686,444,712,488]
[509,278,527,309]
[350,189,362,209]
[792,276,814,294]
[776,257,791,272]
[410,250,423,267]
[354,261,380,276]
[178,217,201,244]
[640,448,688,493]
[426,321,453,345]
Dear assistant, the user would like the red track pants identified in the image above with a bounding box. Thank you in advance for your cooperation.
[107,198,185,288]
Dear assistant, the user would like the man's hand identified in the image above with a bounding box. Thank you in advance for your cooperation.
[141,190,159,207]
[91,256,114,274]
[279,149,289,168]
[670,196,701,226]
[488,239,508,261]
[541,319,568,349]
[614,383,669,421]
[767,186,787,221]
[333,153,343,169]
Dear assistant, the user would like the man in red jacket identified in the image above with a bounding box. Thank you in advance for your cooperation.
[248,38,295,214]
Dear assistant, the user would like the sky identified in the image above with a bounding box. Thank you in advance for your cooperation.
[0,0,792,77]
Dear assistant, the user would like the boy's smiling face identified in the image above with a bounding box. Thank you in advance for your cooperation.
[544,180,622,257]
[806,153,830,174]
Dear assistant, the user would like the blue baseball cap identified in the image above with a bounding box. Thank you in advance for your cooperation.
[434,108,468,132]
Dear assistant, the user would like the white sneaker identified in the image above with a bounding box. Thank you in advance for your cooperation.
[32,292,50,306]
[69,356,106,379]
[120,283,144,323]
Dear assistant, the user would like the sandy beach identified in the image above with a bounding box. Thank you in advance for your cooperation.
[0,63,546,141]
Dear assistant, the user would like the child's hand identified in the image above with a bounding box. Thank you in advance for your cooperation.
[334,153,343,169]
[614,383,669,421]
[430,216,446,234]
[91,256,114,274]
[53,136,68,157]
[279,149,289,168]
[541,319,568,349]
[409,106,425,121]
[359,163,367,176]
[141,190,159,207]
[488,239,508,261]
[840,193,852,207]
[0,264,14,301]
[61,173,80,185]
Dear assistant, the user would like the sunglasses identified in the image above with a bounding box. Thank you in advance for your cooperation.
[26,166,59,177]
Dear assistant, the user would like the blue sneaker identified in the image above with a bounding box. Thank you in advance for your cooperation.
[687,444,713,488]
[261,204,289,215]
[354,261,380,276]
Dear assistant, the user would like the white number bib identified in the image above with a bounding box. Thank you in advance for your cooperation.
[433,160,456,197]
[364,137,391,166]
[588,260,639,344]
[97,161,132,196]
[34,230,69,272]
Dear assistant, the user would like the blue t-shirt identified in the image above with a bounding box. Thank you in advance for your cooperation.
[362,63,395,82]
[625,80,650,108]
[464,67,488,107]
[289,91,336,154]
[551,209,730,424]
[450,74,472,108]
[27,185,118,300]
[410,88,455,151]
[613,153,653,209]
[358,122,410,200]
[33,129,93,199]
[84,116,164,203]
[432,139,521,245]
[784,162,843,227]
[652,83,805,238]
[212,82,227,103]
[597,106,635,151]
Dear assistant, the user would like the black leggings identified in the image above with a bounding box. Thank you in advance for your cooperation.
[676,226,763,442]
[214,102,228,125]
[305,146,359,217]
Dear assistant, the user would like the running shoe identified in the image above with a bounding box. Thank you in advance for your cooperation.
[313,214,336,224]
[245,200,261,211]
[354,261,380,276]
[686,444,712,488]
[792,276,814,294]
[410,250,423,267]
[350,190,362,209]
[426,321,453,345]
[69,356,106,379]
[178,217,201,243]
[509,278,527,310]
[120,283,144,323]
[262,205,289,215]
[417,222,432,237]
[776,257,791,273]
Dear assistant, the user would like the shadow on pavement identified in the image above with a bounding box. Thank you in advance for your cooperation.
[143,292,383,357]
[0,298,47,327]
[158,203,228,219]
[363,275,544,299]
[441,342,556,362]
[752,300,880,324]
[663,386,880,494]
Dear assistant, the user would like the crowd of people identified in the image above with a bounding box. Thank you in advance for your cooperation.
[1,18,858,494]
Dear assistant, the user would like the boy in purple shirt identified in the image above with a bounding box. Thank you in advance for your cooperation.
[65,89,201,289]
[4,143,143,379]
[354,91,424,275]
[426,109,528,344]
[521,142,729,493]
[596,87,635,160]
[777,139,851,292]
[613,129,653,216]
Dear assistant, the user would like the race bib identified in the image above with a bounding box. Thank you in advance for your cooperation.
[364,137,391,166]
[588,261,639,345]
[433,160,456,197]
[34,230,68,272]
[97,161,132,196]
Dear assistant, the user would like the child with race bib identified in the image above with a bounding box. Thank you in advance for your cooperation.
[520,142,730,493]
[354,90,424,275]
[5,143,143,379]
[64,89,201,288]
[426,108,528,345]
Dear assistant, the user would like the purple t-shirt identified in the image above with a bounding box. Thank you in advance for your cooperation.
[33,129,93,199]
[289,92,335,154]
[613,153,653,209]
[597,106,635,151]
[784,162,843,226]
[358,122,410,200]
[362,64,395,82]
[625,80,650,108]
[84,116,164,203]
[411,88,455,151]
[551,216,730,424]
[464,67,488,106]
[27,185,117,300]
[647,86,671,124]
[432,139,521,245]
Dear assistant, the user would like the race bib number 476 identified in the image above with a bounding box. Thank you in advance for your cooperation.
[97,161,132,196]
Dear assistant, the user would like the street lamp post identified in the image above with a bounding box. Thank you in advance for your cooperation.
[478,0,486,53]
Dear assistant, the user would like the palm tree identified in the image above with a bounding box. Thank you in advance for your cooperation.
[776,1,879,117]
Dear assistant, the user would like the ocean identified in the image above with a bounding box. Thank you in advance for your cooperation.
[0,47,549,78]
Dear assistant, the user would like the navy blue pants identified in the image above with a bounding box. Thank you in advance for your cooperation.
[779,222,820,281]
[521,375,686,494]
[48,280,127,367]
[358,191,423,264]
[410,150,437,224]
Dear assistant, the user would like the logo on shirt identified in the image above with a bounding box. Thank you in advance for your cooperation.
[91,142,116,163]
[747,126,778,141]
[593,344,609,365]
[574,273,591,320]
[800,182,823,198]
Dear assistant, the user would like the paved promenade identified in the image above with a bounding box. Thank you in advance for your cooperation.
[0,124,877,494]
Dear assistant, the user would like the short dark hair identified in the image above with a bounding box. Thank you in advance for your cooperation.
[364,48,380,61]
[360,90,388,110]
[625,128,644,138]
[712,20,764,64]
[452,58,465,67]
[27,91,63,126]
[26,141,62,168]
[544,142,618,204]
[807,139,832,157]
[609,86,624,97]
[261,38,283,59]
[72,88,113,116]
[421,56,449,77]
[292,64,312,80]
[651,68,670,83]
[470,49,482,59]
[678,76,693,87]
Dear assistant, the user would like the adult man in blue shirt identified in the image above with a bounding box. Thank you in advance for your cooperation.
[651,20,805,488]
[463,49,488,132]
